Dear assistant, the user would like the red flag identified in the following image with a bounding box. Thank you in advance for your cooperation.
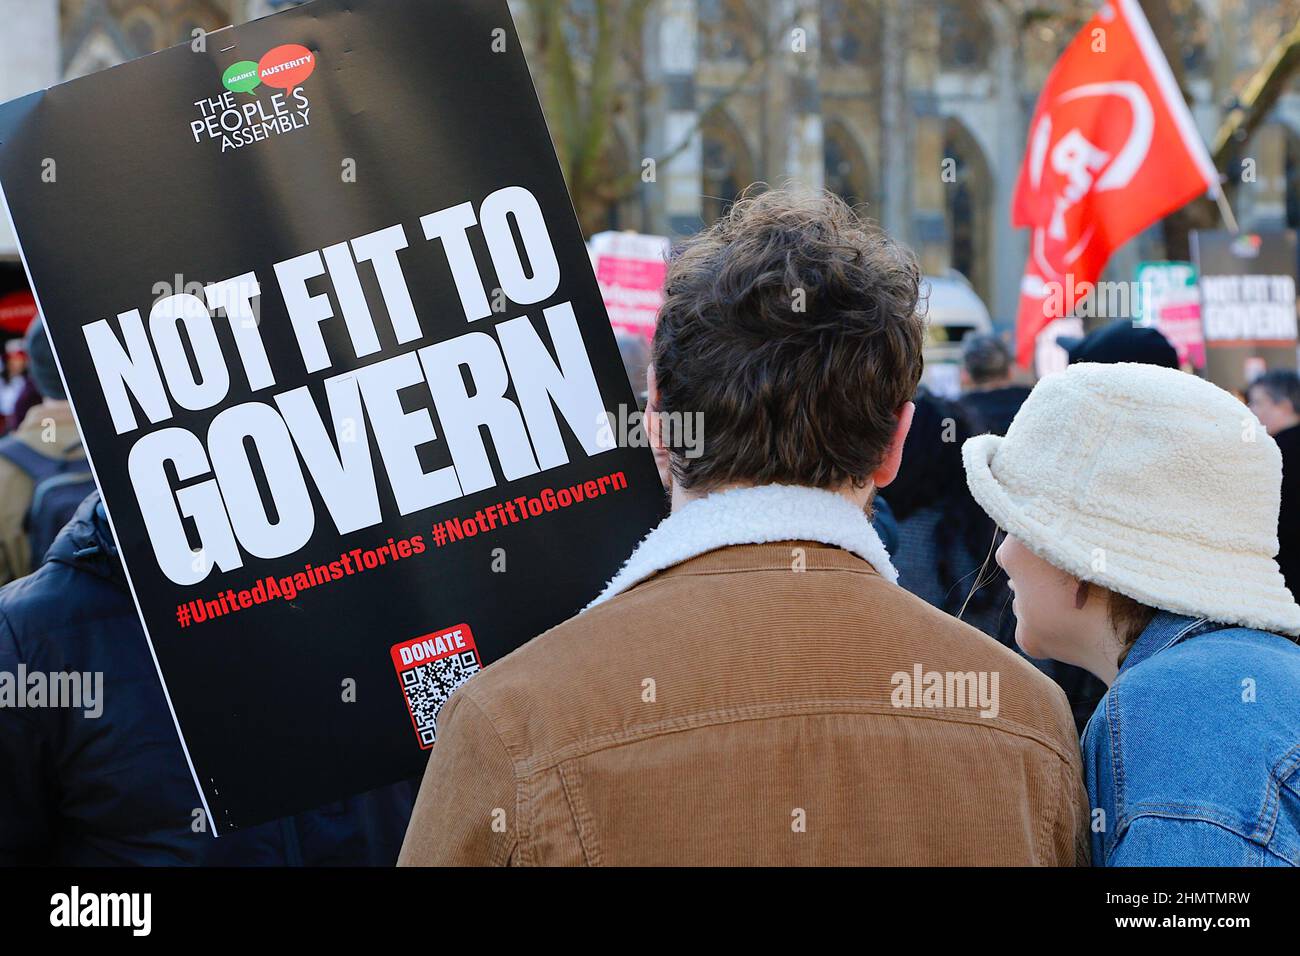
[1012,0,1218,367]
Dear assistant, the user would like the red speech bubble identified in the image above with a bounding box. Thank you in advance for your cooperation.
[258,44,316,90]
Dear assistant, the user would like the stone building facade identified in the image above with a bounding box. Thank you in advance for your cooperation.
[3,0,1300,326]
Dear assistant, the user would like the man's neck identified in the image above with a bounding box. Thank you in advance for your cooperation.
[1275,417,1300,437]
[966,378,1014,394]
[671,480,874,515]
[18,400,72,427]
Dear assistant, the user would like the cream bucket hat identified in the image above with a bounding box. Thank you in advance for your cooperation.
[962,362,1300,637]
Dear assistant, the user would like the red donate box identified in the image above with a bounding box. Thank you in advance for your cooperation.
[390,624,482,749]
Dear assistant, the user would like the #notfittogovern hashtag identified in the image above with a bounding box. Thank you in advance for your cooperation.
[431,522,447,547]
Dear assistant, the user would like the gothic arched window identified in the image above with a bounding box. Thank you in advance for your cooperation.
[701,110,756,224]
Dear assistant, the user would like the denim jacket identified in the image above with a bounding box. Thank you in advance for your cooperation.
[1082,611,1300,866]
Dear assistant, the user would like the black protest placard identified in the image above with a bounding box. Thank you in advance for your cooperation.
[0,0,665,831]
[1192,229,1299,393]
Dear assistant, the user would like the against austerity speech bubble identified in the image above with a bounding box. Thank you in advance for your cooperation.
[258,44,316,90]
[222,60,262,94]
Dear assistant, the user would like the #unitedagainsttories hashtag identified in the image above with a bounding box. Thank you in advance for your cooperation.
[172,470,629,628]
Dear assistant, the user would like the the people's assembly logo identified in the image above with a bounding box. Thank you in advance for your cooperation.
[190,43,317,153]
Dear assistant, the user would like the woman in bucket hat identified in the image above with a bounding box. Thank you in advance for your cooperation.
[962,361,1300,866]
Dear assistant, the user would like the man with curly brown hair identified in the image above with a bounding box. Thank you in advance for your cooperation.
[400,188,1089,866]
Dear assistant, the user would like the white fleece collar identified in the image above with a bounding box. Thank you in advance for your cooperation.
[588,484,898,608]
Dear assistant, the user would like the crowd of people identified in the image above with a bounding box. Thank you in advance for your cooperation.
[2,187,1299,866]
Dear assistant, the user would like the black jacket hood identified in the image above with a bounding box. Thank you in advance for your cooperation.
[43,490,124,590]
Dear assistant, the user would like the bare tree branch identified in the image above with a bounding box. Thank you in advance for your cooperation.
[1212,18,1300,164]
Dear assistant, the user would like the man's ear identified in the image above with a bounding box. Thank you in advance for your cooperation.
[645,365,672,491]
[871,401,915,490]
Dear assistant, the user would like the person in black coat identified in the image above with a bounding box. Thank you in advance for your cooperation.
[0,492,417,865]
[886,391,1105,734]
[1248,370,1300,605]
[956,333,1031,438]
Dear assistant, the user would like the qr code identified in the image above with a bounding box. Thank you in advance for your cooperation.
[400,650,481,746]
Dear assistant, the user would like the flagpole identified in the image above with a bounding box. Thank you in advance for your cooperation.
[1212,186,1240,235]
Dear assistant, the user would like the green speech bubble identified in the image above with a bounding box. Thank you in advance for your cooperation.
[222,60,261,95]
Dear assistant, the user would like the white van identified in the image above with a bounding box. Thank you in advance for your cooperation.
[919,271,994,398]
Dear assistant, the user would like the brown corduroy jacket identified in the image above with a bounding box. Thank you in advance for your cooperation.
[399,537,1090,866]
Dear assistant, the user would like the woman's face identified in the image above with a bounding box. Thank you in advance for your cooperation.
[995,534,1095,667]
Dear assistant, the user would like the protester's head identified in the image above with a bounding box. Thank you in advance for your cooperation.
[4,338,26,380]
[1059,319,1178,368]
[25,318,66,401]
[649,187,923,506]
[989,533,1155,671]
[960,332,1013,389]
[1246,369,1300,437]
[962,362,1300,680]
